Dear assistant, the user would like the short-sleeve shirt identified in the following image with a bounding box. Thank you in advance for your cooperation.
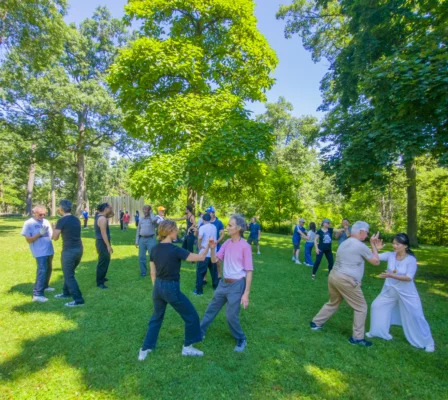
[293,225,307,244]
[379,252,417,287]
[248,223,261,238]
[317,228,334,250]
[150,243,190,281]
[55,215,82,251]
[21,218,54,258]
[333,237,373,282]
[123,214,130,223]
[211,218,224,240]
[306,230,316,243]
[198,223,217,258]
[216,238,253,280]
[337,227,352,245]
[82,211,88,219]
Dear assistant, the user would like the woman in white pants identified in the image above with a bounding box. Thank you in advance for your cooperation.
[367,233,435,352]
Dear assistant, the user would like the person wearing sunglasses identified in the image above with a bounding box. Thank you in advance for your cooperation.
[21,205,55,302]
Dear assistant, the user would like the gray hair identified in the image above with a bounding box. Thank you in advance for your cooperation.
[32,204,46,214]
[59,199,72,213]
[231,214,246,236]
[351,221,370,234]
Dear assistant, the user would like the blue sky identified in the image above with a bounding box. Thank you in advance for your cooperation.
[66,0,328,120]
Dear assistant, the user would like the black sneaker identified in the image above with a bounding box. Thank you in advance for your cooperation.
[234,339,247,352]
[349,337,373,347]
[65,301,84,307]
[97,284,108,289]
[310,321,323,330]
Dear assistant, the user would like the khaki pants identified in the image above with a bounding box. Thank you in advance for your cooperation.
[313,270,367,340]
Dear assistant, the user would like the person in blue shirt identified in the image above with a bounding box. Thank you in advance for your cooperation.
[292,218,309,264]
[247,217,261,255]
[82,208,89,229]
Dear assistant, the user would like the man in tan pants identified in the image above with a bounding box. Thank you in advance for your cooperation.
[310,221,382,346]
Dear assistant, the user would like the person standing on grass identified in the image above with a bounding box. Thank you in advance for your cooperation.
[247,217,261,255]
[310,221,381,347]
[21,205,55,303]
[52,200,85,307]
[201,215,253,353]
[136,205,159,277]
[206,206,225,251]
[172,205,196,253]
[95,203,114,289]
[336,218,352,245]
[119,210,124,231]
[138,220,214,360]
[366,233,435,352]
[82,207,89,229]
[135,210,140,227]
[193,213,218,296]
[304,222,317,267]
[292,218,308,264]
[123,210,130,231]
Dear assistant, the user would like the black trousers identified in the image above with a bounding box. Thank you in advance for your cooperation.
[196,257,219,294]
[96,239,111,286]
[83,218,88,228]
[62,248,84,304]
[312,249,334,275]
[120,220,124,230]
[182,233,195,252]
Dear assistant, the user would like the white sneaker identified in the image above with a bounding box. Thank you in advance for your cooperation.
[425,344,435,353]
[295,260,302,265]
[365,332,373,338]
[257,251,261,255]
[44,287,55,292]
[292,257,296,262]
[138,348,152,360]
[182,345,204,357]
[32,296,48,303]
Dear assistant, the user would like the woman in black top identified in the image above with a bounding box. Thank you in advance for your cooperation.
[172,205,196,252]
[138,220,214,360]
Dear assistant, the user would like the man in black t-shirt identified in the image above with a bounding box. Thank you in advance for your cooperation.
[52,199,84,307]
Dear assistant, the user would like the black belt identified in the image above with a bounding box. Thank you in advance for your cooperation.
[140,235,154,238]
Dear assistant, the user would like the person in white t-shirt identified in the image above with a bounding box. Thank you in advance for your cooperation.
[193,213,218,295]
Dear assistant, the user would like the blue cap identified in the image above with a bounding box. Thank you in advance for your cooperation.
[205,206,215,213]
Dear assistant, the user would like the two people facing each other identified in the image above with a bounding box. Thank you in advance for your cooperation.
[138,215,253,360]
[310,223,434,352]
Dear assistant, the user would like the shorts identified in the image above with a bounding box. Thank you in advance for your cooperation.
[293,242,300,250]
[247,236,259,246]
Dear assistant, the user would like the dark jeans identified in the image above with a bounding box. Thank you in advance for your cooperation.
[62,248,84,304]
[83,218,88,228]
[200,279,246,340]
[120,220,124,230]
[96,239,111,286]
[312,248,334,275]
[182,233,195,252]
[33,255,53,296]
[142,279,202,350]
[196,257,219,294]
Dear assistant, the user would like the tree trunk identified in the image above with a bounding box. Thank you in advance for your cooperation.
[75,110,87,216]
[405,159,418,247]
[51,165,56,216]
[199,194,204,211]
[25,143,36,216]
[187,187,197,214]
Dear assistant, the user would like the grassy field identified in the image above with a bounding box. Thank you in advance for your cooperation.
[0,217,447,400]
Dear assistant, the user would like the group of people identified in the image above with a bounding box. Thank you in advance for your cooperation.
[22,202,435,356]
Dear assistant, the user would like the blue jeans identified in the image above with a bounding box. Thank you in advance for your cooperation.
[305,242,314,265]
[34,255,53,296]
[138,236,156,276]
[142,279,202,350]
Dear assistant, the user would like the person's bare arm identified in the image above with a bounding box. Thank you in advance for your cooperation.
[217,229,225,243]
[314,235,320,254]
[52,229,61,241]
[150,261,156,285]
[379,271,411,281]
[186,242,210,262]
[366,232,381,265]
[98,217,113,254]
[25,233,42,244]
[241,271,253,309]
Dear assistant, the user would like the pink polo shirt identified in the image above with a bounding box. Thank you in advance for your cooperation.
[216,238,253,280]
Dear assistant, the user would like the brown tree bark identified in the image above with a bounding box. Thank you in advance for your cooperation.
[25,143,36,216]
[75,110,87,216]
[187,187,197,214]
[405,159,418,247]
[50,165,56,216]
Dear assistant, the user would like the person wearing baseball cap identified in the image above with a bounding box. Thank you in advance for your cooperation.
[156,206,166,223]
[292,218,308,264]
[206,206,225,251]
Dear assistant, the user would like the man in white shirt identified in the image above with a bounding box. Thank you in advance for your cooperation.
[193,213,218,295]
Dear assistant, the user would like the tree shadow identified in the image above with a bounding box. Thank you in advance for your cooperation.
[0,224,19,237]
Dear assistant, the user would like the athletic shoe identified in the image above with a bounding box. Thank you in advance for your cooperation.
[32,296,48,303]
[182,345,204,356]
[425,344,435,353]
[44,287,55,292]
[311,275,316,280]
[292,257,296,262]
[65,301,84,307]
[54,293,71,299]
[138,348,152,361]
[192,290,203,296]
[349,337,373,347]
[310,321,323,330]
[295,260,302,265]
[97,284,108,289]
[234,339,247,352]
[257,251,261,255]
[365,332,374,338]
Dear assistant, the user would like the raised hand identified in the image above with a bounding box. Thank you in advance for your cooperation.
[208,238,216,249]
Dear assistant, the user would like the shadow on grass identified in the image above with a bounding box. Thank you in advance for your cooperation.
[0,224,19,237]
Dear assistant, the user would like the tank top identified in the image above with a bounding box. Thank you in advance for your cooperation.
[186,214,194,235]
[95,214,110,241]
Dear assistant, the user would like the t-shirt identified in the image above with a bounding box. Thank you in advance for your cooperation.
[216,238,253,280]
[306,230,316,243]
[333,237,373,282]
[198,223,217,258]
[150,243,190,281]
[82,211,88,219]
[292,225,307,244]
[248,223,261,238]
[55,215,82,251]
[316,228,334,250]
[337,227,352,245]
[21,218,54,258]
[211,218,224,241]
[379,252,417,287]
[123,214,130,223]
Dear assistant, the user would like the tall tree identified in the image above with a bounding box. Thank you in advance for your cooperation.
[109,0,278,210]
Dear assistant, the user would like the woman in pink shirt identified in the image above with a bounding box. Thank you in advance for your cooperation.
[200,214,253,353]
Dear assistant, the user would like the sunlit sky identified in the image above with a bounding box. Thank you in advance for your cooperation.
[66,0,328,120]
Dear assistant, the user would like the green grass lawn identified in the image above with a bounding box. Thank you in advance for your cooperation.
[0,217,447,399]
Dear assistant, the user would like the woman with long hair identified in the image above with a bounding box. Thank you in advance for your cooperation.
[138,220,215,360]
[366,233,435,352]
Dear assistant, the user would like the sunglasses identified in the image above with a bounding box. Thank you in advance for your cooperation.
[37,213,46,217]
